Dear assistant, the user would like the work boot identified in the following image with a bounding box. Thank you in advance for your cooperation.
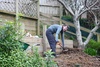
[53,54,60,58]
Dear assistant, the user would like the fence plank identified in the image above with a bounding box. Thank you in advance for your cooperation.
[42,25,48,52]
[97,34,100,42]
[37,0,40,35]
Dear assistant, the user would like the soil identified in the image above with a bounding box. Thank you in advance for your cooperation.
[54,48,100,67]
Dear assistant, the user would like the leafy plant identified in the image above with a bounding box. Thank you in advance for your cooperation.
[0,21,23,54]
[0,20,58,67]
[29,47,47,67]
[0,49,28,67]
[86,39,100,50]
[62,15,73,22]
[44,50,58,67]
[84,39,100,56]
[84,48,97,56]
[97,48,100,56]
[0,49,45,67]
[0,47,58,67]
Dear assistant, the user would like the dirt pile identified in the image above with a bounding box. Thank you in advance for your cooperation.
[54,48,100,67]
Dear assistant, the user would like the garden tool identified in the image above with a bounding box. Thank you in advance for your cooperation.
[56,41,68,53]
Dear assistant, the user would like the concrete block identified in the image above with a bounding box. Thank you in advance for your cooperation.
[22,37,43,46]
[25,44,43,55]
[47,39,73,49]
[64,39,73,48]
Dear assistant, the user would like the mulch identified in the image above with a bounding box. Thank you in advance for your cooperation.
[54,48,100,67]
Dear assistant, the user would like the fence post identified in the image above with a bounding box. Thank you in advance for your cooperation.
[59,4,63,25]
[16,0,19,22]
[37,0,40,35]
[15,0,19,39]
[97,34,100,42]
[42,25,48,53]
[59,4,63,39]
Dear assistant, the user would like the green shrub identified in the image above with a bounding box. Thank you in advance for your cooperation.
[44,50,58,67]
[62,15,73,22]
[29,47,47,67]
[84,48,97,56]
[0,48,58,67]
[0,49,46,67]
[0,21,23,54]
[85,39,100,56]
[0,49,28,67]
[97,48,100,56]
[0,20,58,67]
[86,39,100,50]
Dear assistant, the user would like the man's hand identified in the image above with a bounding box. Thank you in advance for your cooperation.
[56,41,62,46]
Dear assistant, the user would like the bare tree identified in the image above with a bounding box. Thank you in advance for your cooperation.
[57,0,100,48]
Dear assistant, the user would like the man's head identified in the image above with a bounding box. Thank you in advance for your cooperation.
[62,24,69,32]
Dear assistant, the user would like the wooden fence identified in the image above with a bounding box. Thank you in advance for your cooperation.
[0,0,63,35]
[39,0,62,25]
[0,0,99,41]
[0,0,38,18]
[0,0,39,35]
[40,12,100,42]
[0,12,37,35]
[38,0,63,35]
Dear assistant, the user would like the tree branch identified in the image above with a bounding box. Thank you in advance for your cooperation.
[79,0,99,16]
[84,9,99,46]
[57,0,74,15]
[84,26,99,46]
[98,20,100,26]
[90,11,98,25]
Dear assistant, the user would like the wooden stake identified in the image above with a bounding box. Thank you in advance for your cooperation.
[42,25,47,53]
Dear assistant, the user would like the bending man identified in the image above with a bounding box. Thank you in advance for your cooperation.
[46,24,68,57]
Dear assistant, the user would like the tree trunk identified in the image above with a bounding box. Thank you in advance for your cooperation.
[73,16,83,48]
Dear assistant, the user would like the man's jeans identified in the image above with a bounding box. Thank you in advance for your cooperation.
[46,29,56,56]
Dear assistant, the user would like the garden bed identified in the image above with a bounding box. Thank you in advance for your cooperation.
[54,48,100,67]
